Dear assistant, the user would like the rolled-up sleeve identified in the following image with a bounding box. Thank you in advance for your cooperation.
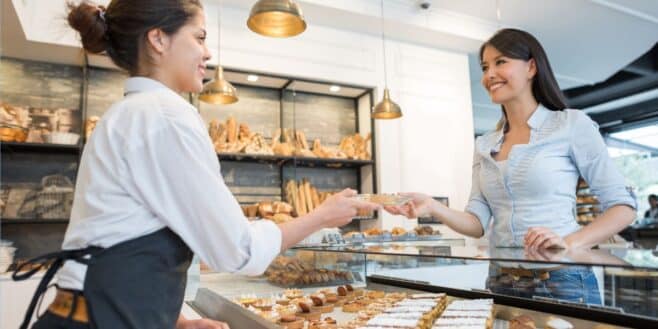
[569,112,637,211]
[465,145,492,231]
[124,117,282,276]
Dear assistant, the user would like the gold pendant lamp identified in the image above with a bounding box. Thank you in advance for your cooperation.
[372,0,401,119]
[247,0,307,38]
[199,66,238,104]
[200,0,238,104]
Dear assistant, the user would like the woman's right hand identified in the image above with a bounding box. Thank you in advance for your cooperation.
[311,189,380,228]
[384,192,437,219]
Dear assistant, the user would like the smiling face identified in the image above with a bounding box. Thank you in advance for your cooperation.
[147,10,211,93]
[480,45,536,105]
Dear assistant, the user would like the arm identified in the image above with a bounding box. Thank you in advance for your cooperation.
[564,205,635,248]
[125,121,378,275]
[566,113,636,248]
[385,148,487,238]
[176,315,229,329]
[278,189,377,251]
[429,200,484,238]
[526,112,637,249]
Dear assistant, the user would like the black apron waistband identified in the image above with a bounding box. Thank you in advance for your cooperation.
[13,228,191,329]
[12,246,104,329]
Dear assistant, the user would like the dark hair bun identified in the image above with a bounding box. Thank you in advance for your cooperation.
[67,2,108,54]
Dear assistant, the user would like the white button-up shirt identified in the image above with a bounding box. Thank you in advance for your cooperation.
[57,77,282,290]
[466,105,636,247]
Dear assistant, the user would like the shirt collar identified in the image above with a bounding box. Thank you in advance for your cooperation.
[124,77,172,96]
[491,103,550,152]
[527,104,550,130]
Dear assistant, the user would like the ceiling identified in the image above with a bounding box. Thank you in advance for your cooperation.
[2,0,657,135]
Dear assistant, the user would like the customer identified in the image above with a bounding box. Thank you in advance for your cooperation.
[385,28,636,304]
[644,194,658,219]
[13,1,379,329]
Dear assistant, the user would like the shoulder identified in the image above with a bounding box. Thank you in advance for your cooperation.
[554,109,598,130]
[111,89,201,130]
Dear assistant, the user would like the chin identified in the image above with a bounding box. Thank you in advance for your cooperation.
[489,93,510,105]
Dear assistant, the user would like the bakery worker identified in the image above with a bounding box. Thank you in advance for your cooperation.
[644,194,658,220]
[12,1,379,329]
[385,29,636,301]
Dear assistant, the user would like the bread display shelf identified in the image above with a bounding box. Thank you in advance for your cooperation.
[1,141,81,154]
[218,152,374,169]
[0,218,70,224]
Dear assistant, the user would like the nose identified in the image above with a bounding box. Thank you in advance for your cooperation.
[484,66,496,81]
[203,44,212,62]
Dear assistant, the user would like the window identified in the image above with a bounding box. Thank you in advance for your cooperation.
[606,124,658,220]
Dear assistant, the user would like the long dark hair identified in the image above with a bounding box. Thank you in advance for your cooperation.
[67,0,202,75]
[479,28,568,131]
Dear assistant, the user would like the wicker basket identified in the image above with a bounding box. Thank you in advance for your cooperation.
[33,175,74,219]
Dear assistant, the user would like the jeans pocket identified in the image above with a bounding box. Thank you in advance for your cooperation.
[545,270,586,302]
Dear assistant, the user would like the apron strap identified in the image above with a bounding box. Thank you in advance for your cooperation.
[12,247,103,329]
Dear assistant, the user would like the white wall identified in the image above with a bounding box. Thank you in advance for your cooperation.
[4,0,477,236]
[204,4,474,236]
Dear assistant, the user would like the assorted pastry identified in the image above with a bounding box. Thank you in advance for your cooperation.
[432,298,493,329]
[265,256,354,287]
[236,288,577,329]
[1,103,79,144]
[241,201,295,223]
[343,225,440,241]
[414,225,440,236]
[207,116,371,160]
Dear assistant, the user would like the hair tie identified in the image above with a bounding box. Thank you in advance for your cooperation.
[98,8,106,23]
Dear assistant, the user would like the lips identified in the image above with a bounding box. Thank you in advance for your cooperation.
[198,65,206,76]
[488,81,506,92]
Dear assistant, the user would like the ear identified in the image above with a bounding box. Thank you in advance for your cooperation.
[145,29,170,55]
[527,58,537,80]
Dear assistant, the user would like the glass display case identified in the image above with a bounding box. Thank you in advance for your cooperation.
[193,241,658,328]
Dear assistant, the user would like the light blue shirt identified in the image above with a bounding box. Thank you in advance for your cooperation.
[466,105,637,247]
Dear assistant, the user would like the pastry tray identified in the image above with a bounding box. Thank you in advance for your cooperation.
[351,193,412,206]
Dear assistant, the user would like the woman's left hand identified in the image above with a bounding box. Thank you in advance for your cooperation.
[524,227,568,249]
[177,318,230,329]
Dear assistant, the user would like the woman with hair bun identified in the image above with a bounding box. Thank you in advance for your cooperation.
[13,1,379,329]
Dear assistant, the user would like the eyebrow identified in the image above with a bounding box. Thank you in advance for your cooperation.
[480,55,504,65]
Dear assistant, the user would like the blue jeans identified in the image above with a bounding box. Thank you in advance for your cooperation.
[486,264,602,305]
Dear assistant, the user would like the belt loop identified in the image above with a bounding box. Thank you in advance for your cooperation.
[67,290,80,322]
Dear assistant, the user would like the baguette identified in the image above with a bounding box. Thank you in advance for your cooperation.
[311,186,321,208]
[297,181,308,215]
[304,180,314,211]
[226,116,237,143]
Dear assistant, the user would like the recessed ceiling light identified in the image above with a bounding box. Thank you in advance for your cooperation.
[329,85,341,92]
[247,75,259,82]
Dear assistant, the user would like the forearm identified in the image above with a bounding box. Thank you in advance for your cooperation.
[430,201,484,238]
[565,205,635,248]
[277,213,325,252]
[176,315,186,329]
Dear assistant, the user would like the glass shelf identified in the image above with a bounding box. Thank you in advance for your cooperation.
[295,242,658,271]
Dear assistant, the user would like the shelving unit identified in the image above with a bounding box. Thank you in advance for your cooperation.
[576,178,601,225]
[1,57,378,259]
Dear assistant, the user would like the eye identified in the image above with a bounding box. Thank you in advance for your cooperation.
[480,65,488,72]
[495,59,506,65]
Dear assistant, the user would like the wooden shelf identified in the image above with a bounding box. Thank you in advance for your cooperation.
[1,218,70,224]
[1,142,81,155]
[218,153,374,169]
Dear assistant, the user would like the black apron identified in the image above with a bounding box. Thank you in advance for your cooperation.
[13,228,193,329]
